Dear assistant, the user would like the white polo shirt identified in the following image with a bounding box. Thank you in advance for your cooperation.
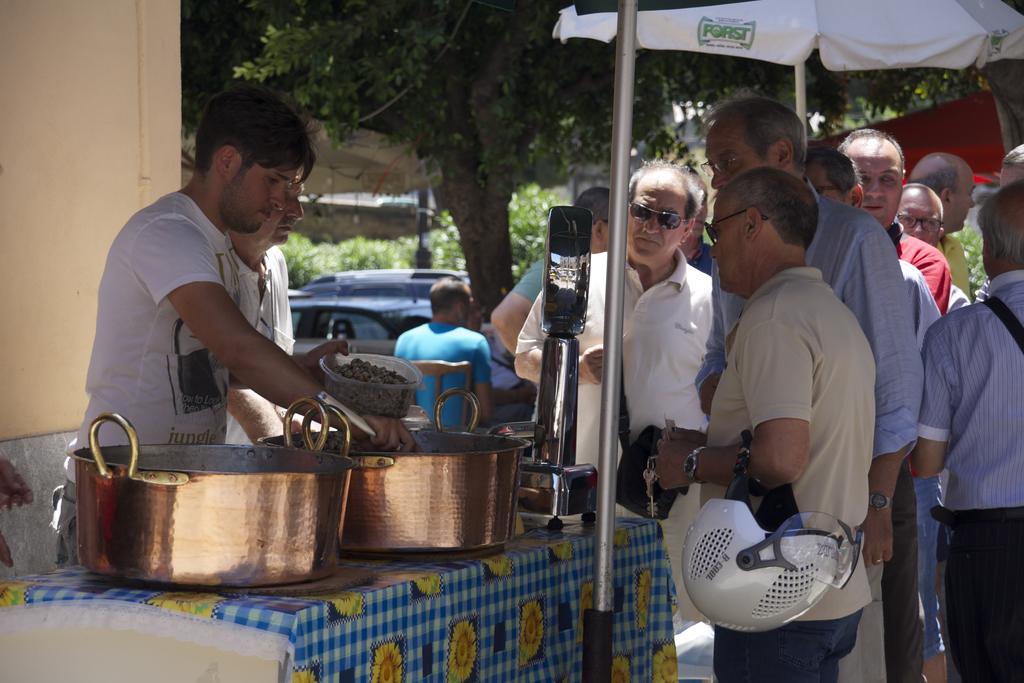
[516,250,712,466]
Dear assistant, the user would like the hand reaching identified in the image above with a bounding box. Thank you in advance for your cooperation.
[578,345,604,385]
[0,458,32,567]
[298,340,350,382]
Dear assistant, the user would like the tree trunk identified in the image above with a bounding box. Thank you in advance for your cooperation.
[982,59,1024,152]
[439,169,515,316]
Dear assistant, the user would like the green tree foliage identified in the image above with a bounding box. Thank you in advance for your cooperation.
[182,1,1023,306]
[431,183,562,285]
[181,0,807,308]
[282,182,558,290]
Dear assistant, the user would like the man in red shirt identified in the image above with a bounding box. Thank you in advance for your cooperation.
[841,130,952,314]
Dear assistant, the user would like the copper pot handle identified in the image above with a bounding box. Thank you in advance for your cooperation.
[314,403,352,458]
[309,405,393,471]
[433,388,481,433]
[283,398,330,451]
[88,413,139,479]
[87,413,190,486]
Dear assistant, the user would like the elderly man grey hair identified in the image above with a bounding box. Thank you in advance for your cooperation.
[704,94,808,172]
[980,179,1024,264]
[627,159,702,221]
[720,167,819,249]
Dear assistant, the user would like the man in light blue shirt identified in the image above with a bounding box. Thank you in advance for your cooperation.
[912,181,1024,681]
[696,95,924,682]
[395,278,493,428]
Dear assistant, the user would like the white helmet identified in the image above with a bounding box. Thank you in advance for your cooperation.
[681,498,861,632]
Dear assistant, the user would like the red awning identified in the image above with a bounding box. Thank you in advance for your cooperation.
[819,91,1004,176]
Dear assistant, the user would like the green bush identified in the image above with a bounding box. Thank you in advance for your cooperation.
[282,183,565,288]
[427,217,466,272]
[957,226,986,298]
[507,184,566,280]
[280,233,417,288]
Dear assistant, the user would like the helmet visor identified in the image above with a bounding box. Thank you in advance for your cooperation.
[738,511,861,589]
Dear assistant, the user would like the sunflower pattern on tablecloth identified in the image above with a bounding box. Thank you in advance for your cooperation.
[410,573,443,601]
[547,541,573,563]
[0,581,29,608]
[611,654,631,683]
[576,580,593,644]
[481,555,513,581]
[517,597,545,667]
[446,615,479,683]
[370,636,405,683]
[652,641,678,683]
[145,592,224,618]
[311,591,364,626]
[1,518,676,683]
[635,567,652,631]
[291,660,322,683]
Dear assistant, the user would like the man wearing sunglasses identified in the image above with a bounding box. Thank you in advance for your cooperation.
[695,94,924,683]
[515,160,713,620]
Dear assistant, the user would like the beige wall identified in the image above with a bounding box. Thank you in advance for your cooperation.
[0,0,181,439]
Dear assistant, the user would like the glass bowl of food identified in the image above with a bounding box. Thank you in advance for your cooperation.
[319,353,423,418]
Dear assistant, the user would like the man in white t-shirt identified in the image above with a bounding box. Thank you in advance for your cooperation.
[55,86,412,563]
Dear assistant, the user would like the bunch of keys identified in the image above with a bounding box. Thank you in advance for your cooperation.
[643,456,658,518]
[643,418,679,518]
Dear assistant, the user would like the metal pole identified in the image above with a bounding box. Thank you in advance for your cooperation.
[794,61,807,128]
[415,188,432,268]
[583,0,636,680]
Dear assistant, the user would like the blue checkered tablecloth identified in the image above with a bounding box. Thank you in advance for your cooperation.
[0,517,677,682]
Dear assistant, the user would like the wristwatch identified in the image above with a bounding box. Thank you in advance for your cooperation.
[684,447,705,484]
[868,492,892,510]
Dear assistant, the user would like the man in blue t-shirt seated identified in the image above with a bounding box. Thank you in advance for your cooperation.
[395,278,493,428]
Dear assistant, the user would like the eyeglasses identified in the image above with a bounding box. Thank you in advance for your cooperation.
[896,212,942,233]
[628,202,684,230]
[285,181,305,199]
[705,207,768,245]
[700,155,739,178]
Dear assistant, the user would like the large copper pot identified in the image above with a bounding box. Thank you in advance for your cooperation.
[266,391,528,553]
[73,409,364,587]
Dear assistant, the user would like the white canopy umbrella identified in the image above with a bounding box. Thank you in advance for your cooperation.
[555,0,1024,119]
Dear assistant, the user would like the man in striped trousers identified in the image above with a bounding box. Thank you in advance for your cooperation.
[912,180,1024,682]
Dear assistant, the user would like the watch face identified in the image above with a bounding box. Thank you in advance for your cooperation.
[869,493,889,509]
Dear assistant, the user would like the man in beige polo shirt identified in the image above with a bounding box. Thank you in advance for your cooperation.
[657,167,874,682]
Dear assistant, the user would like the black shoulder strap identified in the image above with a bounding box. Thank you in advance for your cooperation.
[983,296,1024,356]
[617,363,631,452]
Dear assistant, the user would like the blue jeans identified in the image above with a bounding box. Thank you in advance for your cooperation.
[713,610,862,683]
[914,475,945,659]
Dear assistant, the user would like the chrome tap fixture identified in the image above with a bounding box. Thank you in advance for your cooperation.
[517,206,598,525]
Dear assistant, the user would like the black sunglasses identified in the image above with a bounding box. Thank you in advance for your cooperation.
[629,202,684,230]
[705,207,769,245]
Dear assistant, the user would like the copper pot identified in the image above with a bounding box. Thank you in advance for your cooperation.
[73,410,358,587]
[266,391,528,553]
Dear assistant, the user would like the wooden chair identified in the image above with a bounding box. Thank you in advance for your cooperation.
[410,360,473,427]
